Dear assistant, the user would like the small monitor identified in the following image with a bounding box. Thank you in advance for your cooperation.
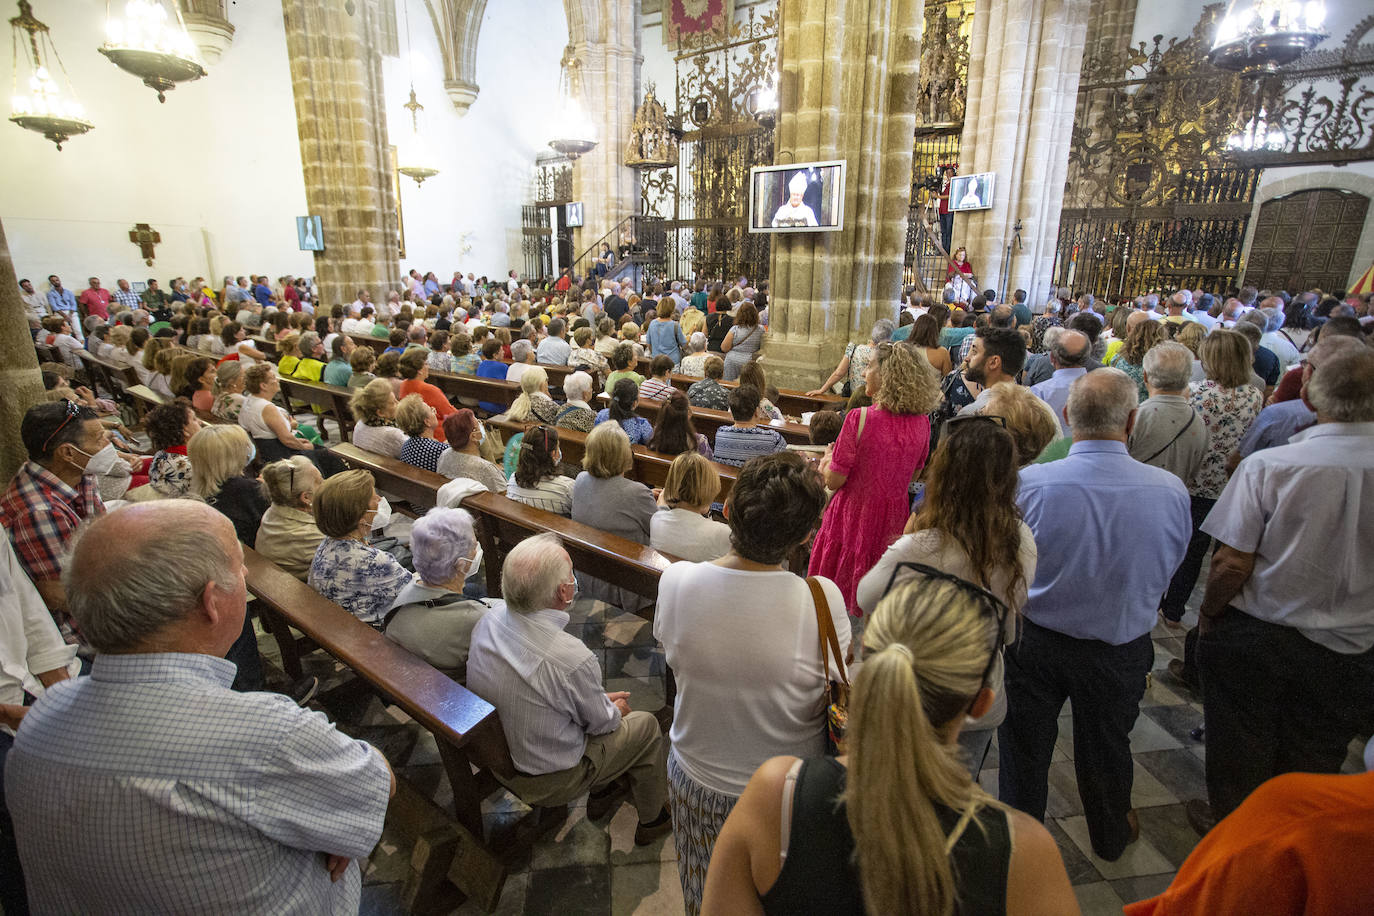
[297,215,324,251]
[565,202,584,228]
[949,172,994,212]
[748,161,846,234]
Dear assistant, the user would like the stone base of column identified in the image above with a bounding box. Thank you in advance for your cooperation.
[760,338,835,392]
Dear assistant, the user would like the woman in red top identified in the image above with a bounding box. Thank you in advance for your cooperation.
[396,347,457,442]
[947,246,974,282]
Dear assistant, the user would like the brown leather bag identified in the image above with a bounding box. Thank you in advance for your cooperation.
[807,577,850,755]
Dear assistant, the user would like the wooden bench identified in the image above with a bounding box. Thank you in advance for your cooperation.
[427,370,520,411]
[242,547,529,910]
[350,331,390,354]
[124,384,168,420]
[595,392,814,446]
[277,376,356,441]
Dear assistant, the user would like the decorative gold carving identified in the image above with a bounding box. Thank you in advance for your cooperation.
[128,223,161,266]
[625,82,680,168]
[915,0,971,127]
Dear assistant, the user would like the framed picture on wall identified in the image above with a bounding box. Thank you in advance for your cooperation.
[390,145,406,259]
[296,216,324,251]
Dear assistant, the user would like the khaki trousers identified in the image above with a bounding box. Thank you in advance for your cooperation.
[501,711,668,822]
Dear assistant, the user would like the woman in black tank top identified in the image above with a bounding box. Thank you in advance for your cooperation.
[699,574,1078,915]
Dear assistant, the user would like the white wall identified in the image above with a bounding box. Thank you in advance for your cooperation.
[1,0,313,289]
[386,0,568,281]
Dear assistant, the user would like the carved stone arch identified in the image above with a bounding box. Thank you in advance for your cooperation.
[422,0,489,115]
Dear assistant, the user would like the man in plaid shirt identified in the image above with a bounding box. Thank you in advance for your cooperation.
[111,278,141,313]
[0,401,108,639]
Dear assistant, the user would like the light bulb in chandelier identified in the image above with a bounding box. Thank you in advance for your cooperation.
[8,0,95,150]
[99,0,206,102]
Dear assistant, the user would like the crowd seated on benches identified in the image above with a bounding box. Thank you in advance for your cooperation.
[596,378,652,445]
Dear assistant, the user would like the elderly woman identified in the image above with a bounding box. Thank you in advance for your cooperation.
[291,331,327,383]
[450,333,480,374]
[680,305,705,342]
[396,393,450,473]
[397,347,457,441]
[276,333,303,376]
[738,361,782,422]
[809,342,941,616]
[720,302,765,381]
[639,355,677,400]
[678,332,710,377]
[571,421,658,610]
[596,378,653,445]
[1110,319,1169,403]
[507,367,559,424]
[653,452,843,914]
[146,398,203,499]
[506,424,574,516]
[604,343,645,393]
[308,470,411,626]
[979,380,1062,465]
[594,316,619,358]
[807,319,896,397]
[385,507,490,675]
[436,410,506,491]
[347,347,377,389]
[211,361,245,422]
[650,451,730,562]
[238,363,316,463]
[255,456,325,580]
[569,326,609,382]
[349,378,406,458]
[190,425,267,548]
[177,357,217,412]
[554,371,597,432]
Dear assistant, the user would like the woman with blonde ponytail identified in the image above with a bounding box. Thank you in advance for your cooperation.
[700,576,1077,916]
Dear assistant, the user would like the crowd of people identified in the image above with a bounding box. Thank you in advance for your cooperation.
[5,262,1373,914]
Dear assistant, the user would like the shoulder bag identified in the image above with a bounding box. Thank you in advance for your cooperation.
[807,577,850,755]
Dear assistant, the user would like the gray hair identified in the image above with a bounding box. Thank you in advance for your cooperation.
[411,507,478,585]
[688,331,707,353]
[510,338,534,362]
[260,456,318,507]
[1051,330,1090,367]
[407,324,426,342]
[1307,340,1374,422]
[1065,367,1138,438]
[496,301,509,314]
[563,370,594,402]
[1043,299,1061,314]
[1143,294,1160,311]
[871,319,896,344]
[63,502,238,653]
[1141,341,1193,392]
[298,331,321,356]
[1040,325,1066,351]
[548,317,567,338]
[500,532,571,613]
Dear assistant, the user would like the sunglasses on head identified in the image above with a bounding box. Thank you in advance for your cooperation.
[878,561,1011,688]
[41,400,82,453]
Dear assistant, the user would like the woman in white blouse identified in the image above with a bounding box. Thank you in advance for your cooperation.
[349,378,407,458]
[650,451,730,562]
[239,363,316,464]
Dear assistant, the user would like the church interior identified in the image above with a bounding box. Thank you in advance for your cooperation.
[1,0,1372,914]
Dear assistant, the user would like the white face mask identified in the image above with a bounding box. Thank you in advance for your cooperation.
[462,543,483,579]
[72,442,118,477]
[368,497,392,531]
[474,423,485,445]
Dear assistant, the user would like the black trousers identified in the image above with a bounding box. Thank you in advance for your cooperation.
[1160,495,1216,622]
[999,620,1153,860]
[939,212,954,254]
[1198,608,1374,819]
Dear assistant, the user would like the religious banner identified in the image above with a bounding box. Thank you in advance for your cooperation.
[664,0,733,49]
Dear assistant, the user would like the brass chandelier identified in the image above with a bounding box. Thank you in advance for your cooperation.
[8,1,93,150]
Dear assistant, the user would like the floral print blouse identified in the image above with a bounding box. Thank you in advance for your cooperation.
[308,537,411,626]
[149,448,193,499]
[1187,380,1262,499]
[212,392,244,423]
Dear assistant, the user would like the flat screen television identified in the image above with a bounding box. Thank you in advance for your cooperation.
[565,202,584,228]
[949,172,994,212]
[297,215,324,251]
[748,160,846,234]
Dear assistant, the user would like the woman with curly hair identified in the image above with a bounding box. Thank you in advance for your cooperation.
[807,342,941,616]
[1110,319,1169,402]
[146,398,203,499]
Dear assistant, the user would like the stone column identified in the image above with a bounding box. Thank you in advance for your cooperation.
[281,0,400,308]
[764,0,923,391]
[181,0,235,64]
[957,0,1091,305]
[0,219,46,482]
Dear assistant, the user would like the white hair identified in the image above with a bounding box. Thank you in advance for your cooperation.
[510,339,534,362]
[1307,341,1374,422]
[1141,341,1193,392]
[563,370,594,401]
[688,331,707,353]
[500,533,571,613]
[411,507,478,585]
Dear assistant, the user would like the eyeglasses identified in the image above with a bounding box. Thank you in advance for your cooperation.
[42,400,82,453]
[877,561,1010,688]
[943,413,1007,430]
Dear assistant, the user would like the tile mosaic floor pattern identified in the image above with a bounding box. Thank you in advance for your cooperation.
[245,505,1365,916]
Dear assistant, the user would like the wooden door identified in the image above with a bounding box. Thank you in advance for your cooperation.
[1244,188,1369,292]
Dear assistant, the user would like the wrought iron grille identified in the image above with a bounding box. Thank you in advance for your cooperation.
[904,126,962,291]
[520,205,552,281]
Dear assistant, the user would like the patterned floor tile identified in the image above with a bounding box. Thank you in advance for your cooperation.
[1142,704,1206,747]
[1111,873,1175,908]
[604,646,665,679]
[610,860,685,916]
[1073,880,1127,916]
[1134,804,1203,869]
[1046,818,1102,886]
[1130,760,1180,809]
[1136,748,1210,804]
[607,804,679,866]
[1058,815,1176,880]
[530,806,612,870]
[1127,711,1185,753]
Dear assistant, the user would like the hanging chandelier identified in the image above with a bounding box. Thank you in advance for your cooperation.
[548,47,596,161]
[1227,109,1286,152]
[395,0,438,187]
[100,0,206,102]
[1209,0,1328,73]
[746,74,779,129]
[8,1,93,150]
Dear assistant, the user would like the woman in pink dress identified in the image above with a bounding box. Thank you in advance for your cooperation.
[809,342,941,616]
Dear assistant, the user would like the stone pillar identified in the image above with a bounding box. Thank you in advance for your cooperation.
[764,0,923,390]
[958,0,1090,305]
[281,0,400,308]
[181,0,235,64]
[0,219,46,482]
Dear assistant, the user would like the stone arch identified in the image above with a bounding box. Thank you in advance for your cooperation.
[422,0,489,114]
[1240,169,1374,290]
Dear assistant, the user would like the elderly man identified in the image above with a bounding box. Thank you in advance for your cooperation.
[537,318,572,366]
[1128,341,1207,484]
[225,276,253,305]
[78,277,110,322]
[111,277,141,313]
[1029,299,1063,352]
[1000,369,1192,861]
[1233,336,1363,466]
[1028,329,1092,435]
[5,500,394,912]
[466,534,671,843]
[1190,347,1374,831]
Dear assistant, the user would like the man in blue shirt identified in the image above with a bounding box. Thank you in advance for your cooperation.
[252,275,274,307]
[1000,368,1191,862]
[46,275,80,341]
[1028,329,1091,435]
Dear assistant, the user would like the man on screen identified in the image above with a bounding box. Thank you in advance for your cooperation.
[771,172,819,228]
[957,177,985,209]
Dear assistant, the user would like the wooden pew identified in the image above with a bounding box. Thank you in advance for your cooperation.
[251,336,277,360]
[350,331,390,354]
[596,392,814,446]
[124,384,168,420]
[630,359,843,416]
[427,369,520,411]
[277,376,356,441]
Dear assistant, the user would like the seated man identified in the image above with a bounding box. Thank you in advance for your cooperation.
[466,533,672,844]
[6,499,394,912]
[711,384,786,468]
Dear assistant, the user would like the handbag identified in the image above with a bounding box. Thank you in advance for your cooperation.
[806,577,851,755]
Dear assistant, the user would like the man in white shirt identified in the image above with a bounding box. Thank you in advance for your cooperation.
[19,278,48,331]
[466,534,671,842]
[1029,329,1091,435]
[1193,346,1374,827]
[536,319,572,365]
[506,270,520,295]
[350,289,372,317]
[771,172,819,228]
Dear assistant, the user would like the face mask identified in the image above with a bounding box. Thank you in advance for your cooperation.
[474,424,485,445]
[246,442,257,465]
[369,497,392,530]
[563,573,579,605]
[72,442,118,477]
[462,543,483,579]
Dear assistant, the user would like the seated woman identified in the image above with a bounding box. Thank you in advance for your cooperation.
[39,315,84,370]
[146,398,203,499]
[568,326,609,383]
[595,378,653,445]
[639,355,676,400]
[712,385,786,468]
[449,333,480,374]
[255,456,325,581]
[177,356,217,412]
[571,421,658,611]
[554,371,597,432]
[436,409,506,492]
[679,332,710,378]
[506,424,574,517]
[652,451,842,914]
[211,361,245,422]
[275,333,303,376]
[308,469,411,627]
[396,393,450,473]
[347,347,377,389]
[738,361,783,422]
[385,507,491,676]
[190,425,268,547]
[350,378,406,458]
[506,366,560,425]
[594,317,619,358]
[649,389,712,459]
[397,347,457,441]
[147,346,177,399]
[700,576,1075,915]
[238,363,317,463]
[604,342,645,393]
[650,451,730,562]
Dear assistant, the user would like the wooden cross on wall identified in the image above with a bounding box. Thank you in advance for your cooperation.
[129,223,161,266]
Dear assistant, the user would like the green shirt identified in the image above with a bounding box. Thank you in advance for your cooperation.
[604,370,644,393]
[370,324,391,338]
[1034,437,1072,464]
[322,359,351,386]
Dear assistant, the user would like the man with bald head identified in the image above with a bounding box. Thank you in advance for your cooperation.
[1028,328,1092,435]
[5,500,394,913]
[1001,368,1191,861]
